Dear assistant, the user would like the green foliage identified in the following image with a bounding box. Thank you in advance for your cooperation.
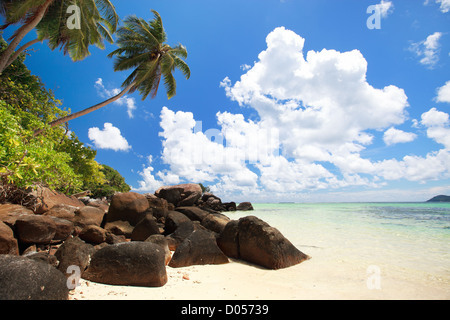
[88,165,131,198]
[1,0,119,62]
[0,101,82,192]
[35,0,119,61]
[0,35,128,196]
[199,183,210,194]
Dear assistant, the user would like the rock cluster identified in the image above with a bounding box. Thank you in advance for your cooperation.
[0,184,310,300]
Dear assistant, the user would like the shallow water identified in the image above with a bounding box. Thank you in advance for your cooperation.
[226,202,450,289]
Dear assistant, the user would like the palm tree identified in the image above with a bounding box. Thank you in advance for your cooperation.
[0,0,118,74]
[42,10,190,132]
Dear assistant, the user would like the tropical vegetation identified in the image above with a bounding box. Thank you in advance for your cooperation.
[0,36,106,194]
[0,0,118,73]
[45,10,190,131]
[0,5,189,199]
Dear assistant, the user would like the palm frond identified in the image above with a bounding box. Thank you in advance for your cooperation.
[163,70,176,99]
[108,10,190,100]
[172,54,191,79]
[149,9,166,43]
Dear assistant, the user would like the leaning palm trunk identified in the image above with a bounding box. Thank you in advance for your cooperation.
[0,0,53,74]
[4,38,41,69]
[34,81,136,136]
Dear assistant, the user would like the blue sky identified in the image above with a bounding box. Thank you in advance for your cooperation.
[4,0,450,202]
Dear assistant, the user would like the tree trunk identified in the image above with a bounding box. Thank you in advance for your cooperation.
[0,0,53,74]
[5,38,42,69]
[34,82,136,136]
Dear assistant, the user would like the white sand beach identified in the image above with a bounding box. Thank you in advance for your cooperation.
[69,251,450,300]
[69,203,450,301]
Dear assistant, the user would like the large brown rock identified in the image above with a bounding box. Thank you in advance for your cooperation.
[169,229,229,268]
[85,198,109,213]
[104,220,134,238]
[217,220,239,258]
[201,213,230,234]
[178,192,202,207]
[42,204,78,221]
[48,217,74,241]
[83,242,168,287]
[175,206,209,222]
[24,251,59,268]
[236,202,254,211]
[106,192,150,226]
[199,192,225,212]
[130,214,160,241]
[145,234,171,265]
[79,225,108,244]
[0,255,69,300]
[155,187,183,206]
[73,206,105,228]
[55,236,95,277]
[14,215,57,244]
[164,211,192,234]
[0,204,34,225]
[218,216,309,270]
[164,211,195,250]
[155,183,202,207]
[29,186,84,214]
[0,221,19,255]
[145,194,169,220]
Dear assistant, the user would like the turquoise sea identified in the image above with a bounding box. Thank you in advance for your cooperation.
[226,202,450,294]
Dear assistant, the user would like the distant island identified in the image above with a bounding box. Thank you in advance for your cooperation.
[426,195,450,202]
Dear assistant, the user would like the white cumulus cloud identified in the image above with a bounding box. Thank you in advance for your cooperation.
[378,1,394,18]
[135,27,450,199]
[409,32,443,68]
[383,127,417,146]
[425,0,450,13]
[88,123,131,151]
[436,81,450,103]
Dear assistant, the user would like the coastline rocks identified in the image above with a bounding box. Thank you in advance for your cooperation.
[169,229,229,268]
[175,206,209,222]
[42,204,78,221]
[29,186,84,214]
[145,234,171,265]
[0,255,69,300]
[84,198,109,213]
[24,251,59,268]
[218,216,310,270]
[145,194,169,219]
[73,206,105,228]
[0,221,19,255]
[79,225,108,244]
[156,183,202,207]
[223,202,237,211]
[55,237,95,277]
[217,220,239,258]
[42,204,78,222]
[236,202,254,211]
[201,213,230,234]
[0,185,310,297]
[15,215,57,245]
[164,211,195,250]
[178,192,202,207]
[198,193,237,212]
[104,220,134,238]
[0,204,34,224]
[49,216,74,241]
[130,214,160,241]
[106,192,150,226]
[83,242,168,287]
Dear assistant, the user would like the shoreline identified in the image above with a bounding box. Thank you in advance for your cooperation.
[69,252,450,300]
